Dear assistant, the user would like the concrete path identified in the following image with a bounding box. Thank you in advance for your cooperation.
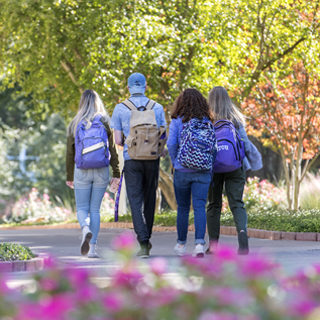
[1,228,320,278]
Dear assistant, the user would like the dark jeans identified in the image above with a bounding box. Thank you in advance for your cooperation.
[174,170,211,245]
[207,167,247,241]
[125,159,160,244]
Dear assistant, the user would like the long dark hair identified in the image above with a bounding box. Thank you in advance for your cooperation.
[171,88,214,123]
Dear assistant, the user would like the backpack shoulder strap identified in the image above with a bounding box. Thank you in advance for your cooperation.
[122,99,137,111]
[145,99,156,110]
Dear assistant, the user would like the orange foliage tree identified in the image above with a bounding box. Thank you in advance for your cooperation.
[244,63,320,210]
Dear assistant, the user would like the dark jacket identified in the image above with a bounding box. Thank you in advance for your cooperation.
[66,115,120,181]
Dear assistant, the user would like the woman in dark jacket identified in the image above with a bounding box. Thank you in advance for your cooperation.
[66,89,120,258]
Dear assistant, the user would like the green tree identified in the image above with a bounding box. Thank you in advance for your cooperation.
[1,0,319,208]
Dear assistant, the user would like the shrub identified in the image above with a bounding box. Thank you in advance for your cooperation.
[300,172,320,209]
[221,208,320,232]
[0,242,35,261]
[4,188,71,224]
[222,177,287,213]
[1,232,320,319]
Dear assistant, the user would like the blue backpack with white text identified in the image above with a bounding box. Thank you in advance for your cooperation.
[212,120,245,173]
[177,117,217,171]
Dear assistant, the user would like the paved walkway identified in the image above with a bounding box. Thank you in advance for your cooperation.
[1,228,320,279]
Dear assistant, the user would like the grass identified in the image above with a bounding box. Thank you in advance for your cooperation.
[3,207,320,233]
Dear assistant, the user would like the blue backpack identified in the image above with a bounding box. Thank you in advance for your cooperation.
[212,120,245,173]
[74,115,110,169]
[177,117,217,171]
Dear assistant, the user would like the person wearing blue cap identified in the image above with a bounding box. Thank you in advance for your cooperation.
[110,73,167,258]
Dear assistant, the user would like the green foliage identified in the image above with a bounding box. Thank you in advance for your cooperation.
[105,209,194,226]
[221,209,320,233]
[0,0,318,118]
[0,113,74,212]
[0,242,35,261]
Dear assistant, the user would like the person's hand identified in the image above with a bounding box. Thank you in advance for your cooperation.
[109,177,120,193]
[160,149,167,158]
[66,181,74,189]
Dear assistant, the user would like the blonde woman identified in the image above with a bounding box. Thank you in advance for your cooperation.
[207,86,262,255]
[66,89,120,258]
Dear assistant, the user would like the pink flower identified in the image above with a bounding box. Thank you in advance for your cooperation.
[40,278,59,291]
[239,254,278,278]
[43,194,50,201]
[150,257,167,275]
[112,269,143,287]
[111,231,136,251]
[103,292,123,312]
[215,245,238,262]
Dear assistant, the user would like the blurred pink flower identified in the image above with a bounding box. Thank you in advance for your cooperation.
[103,292,123,312]
[150,257,168,275]
[111,231,136,251]
[40,278,59,292]
[112,269,143,287]
[43,194,50,201]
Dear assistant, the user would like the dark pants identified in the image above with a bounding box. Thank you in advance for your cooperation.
[125,159,160,245]
[206,167,247,241]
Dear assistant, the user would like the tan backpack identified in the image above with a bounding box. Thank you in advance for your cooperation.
[123,99,166,160]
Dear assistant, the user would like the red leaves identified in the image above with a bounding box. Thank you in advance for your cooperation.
[244,62,320,160]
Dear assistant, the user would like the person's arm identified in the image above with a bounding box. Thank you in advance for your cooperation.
[101,116,121,178]
[66,134,75,188]
[238,125,250,153]
[108,129,120,178]
[167,119,179,166]
[114,129,124,146]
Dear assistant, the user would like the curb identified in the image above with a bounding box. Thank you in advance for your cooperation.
[0,223,319,241]
[0,257,44,273]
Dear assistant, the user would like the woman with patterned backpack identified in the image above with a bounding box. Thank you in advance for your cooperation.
[206,86,262,255]
[66,89,120,258]
[167,88,217,257]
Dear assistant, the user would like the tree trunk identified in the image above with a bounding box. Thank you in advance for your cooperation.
[158,167,177,211]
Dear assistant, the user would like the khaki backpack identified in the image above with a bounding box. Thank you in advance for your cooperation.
[123,99,166,160]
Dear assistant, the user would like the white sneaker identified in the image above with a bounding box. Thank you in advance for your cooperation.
[88,244,99,258]
[192,244,205,258]
[80,226,92,255]
[174,243,186,256]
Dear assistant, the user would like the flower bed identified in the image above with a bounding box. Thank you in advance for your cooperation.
[1,232,320,319]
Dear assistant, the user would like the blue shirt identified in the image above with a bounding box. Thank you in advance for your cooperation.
[167,117,198,172]
[110,93,167,161]
[238,125,263,172]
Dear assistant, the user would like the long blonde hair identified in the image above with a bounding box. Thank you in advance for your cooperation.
[68,89,107,137]
[208,86,246,128]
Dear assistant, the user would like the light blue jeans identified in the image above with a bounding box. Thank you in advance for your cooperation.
[74,166,109,244]
[174,170,211,245]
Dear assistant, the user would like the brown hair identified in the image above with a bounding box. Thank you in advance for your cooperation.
[208,86,246,128]
[171,88,214,123]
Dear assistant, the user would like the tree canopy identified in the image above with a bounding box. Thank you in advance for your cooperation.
[1,0,319,118]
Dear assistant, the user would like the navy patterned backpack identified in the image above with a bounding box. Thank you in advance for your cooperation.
[177,117,217,171]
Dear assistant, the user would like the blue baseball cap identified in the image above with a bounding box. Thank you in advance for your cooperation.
[127,73,146,94]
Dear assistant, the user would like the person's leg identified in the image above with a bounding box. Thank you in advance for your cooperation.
[206,173,225,241]
[225,167,248,254]
[125,160,150,245]
[225,167,247,234]
[90,167,109,245]
[191,172,211,245]
[142,159,160,241]
[74,167,94,255]
[174,171,192,245]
